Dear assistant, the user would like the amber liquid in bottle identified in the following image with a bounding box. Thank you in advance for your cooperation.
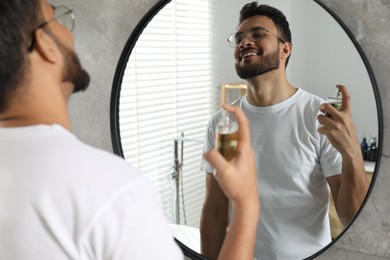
[216,131,238,160]
[215,110,238,160]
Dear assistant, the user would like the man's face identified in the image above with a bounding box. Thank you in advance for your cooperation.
[41,0,90,92]
[234,15,282,79]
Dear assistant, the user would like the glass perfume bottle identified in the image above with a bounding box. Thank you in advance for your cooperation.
[326,88,342,117]
[215,109,239,161]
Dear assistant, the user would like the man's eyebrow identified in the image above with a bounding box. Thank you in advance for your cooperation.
[50,4,56,11]
[235,26,268,34]
[250,26,268,31]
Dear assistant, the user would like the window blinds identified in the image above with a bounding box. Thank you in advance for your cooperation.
[119,0,214,228]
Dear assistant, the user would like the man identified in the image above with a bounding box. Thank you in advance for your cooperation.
[0,0,259,259]
[200,2,369,260]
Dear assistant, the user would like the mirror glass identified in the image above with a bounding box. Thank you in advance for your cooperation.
[111,0,379,258]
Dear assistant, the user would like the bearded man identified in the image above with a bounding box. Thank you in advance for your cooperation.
[200,2,369,260]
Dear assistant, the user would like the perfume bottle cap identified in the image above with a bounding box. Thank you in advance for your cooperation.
[216,109,238,134]
[335,87,341,99]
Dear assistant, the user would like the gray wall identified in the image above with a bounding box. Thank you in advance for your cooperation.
[61,0,389,259]
[50,0,160,151]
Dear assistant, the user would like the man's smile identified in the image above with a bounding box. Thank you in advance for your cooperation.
[239,48,262,61]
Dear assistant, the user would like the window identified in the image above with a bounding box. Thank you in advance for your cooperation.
[119,0,214,228]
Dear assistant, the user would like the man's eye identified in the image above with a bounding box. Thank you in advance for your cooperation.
[251,32,264,40]
[234,35,243,43]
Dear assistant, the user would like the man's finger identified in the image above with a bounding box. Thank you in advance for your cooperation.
[337,84,350,111]
[204,149,229,174]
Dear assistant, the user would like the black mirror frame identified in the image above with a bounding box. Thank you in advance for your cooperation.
[109,0,383,259]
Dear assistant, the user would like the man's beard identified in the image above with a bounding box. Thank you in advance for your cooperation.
[235,48,280,79]
[49,33,90,93]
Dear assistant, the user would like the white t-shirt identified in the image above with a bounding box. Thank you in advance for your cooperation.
[0,125,183,260]
[201,88,342,260]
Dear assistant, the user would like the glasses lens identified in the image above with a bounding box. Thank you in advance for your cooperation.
[55,6,75,31]
[250,28,266,41]
[228,33,242,47]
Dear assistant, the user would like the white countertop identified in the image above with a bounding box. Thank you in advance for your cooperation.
[170,224,200,254]
[365,161,376,173]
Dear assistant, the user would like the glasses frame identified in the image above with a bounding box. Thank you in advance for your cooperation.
[227,26,285,48]
[27,5,75,53]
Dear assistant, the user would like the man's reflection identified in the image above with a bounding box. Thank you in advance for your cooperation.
[200,2,369,260]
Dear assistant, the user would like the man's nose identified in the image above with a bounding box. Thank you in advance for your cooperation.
[239,36,254,47]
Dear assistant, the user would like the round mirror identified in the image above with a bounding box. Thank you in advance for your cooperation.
[110,0,381,259]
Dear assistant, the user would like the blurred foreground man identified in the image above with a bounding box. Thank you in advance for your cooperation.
[0,0,259,259]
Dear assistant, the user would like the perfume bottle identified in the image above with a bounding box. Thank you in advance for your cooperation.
[215,109,239,161]
[325,88,342,117]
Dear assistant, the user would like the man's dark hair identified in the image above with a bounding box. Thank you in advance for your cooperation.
[239,2,292,67]
[0,0,42,112]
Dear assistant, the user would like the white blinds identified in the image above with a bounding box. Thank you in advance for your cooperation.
[119,0,214,228]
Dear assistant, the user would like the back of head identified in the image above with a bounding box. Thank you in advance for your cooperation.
[0,0,41,113]
[239,1,292,66]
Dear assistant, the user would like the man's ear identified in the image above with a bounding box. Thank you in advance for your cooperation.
[281,42,292,60]
[33,29,61,63]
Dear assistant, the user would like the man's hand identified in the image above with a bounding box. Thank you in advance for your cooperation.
[317,84,361,159]
[204,104,258,207]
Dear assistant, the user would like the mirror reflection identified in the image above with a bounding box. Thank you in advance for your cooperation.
[114,0,378,259]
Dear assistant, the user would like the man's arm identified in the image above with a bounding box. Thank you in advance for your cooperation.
[318,84,370,226]
[204,104,259,260]
[200,173,229,260]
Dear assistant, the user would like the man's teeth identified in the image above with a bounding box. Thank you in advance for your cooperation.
[242,52,258,58]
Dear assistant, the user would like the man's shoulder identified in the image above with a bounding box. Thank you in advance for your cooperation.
[298,89,326,104]
[34,125,144,188]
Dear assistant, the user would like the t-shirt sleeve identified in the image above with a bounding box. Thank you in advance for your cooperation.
[80,178,183,260]
[200,118,216,174]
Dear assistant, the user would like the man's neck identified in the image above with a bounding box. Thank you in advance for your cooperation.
[0,111,71,130]
[245,71,296,107]
[0,84,72,130]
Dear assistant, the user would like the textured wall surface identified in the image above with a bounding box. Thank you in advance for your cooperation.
[50,0,159,150]
[61,0,389,259]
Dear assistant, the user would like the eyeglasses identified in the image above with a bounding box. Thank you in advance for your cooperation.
[227,26,285,48]
[27,5,75,52]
